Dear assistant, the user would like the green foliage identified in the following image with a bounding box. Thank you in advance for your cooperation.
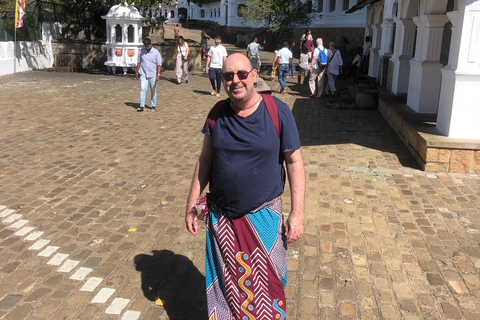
[240,0,311,33]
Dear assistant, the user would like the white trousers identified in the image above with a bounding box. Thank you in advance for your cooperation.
[176,55,188,82]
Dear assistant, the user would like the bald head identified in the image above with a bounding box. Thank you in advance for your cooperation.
[222,53,253,73]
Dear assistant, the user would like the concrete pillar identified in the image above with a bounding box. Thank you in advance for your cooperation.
[335,0,343,12]
[437,1,480,139]
[378,19,395,86]
[111,24,115,43]
[324,0,330,12]
[138,24,142,42]
[368,23,381,78]
[407,14,449,113]
[390,19,416,94]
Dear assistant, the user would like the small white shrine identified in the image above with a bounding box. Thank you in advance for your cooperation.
[102,3,144,74]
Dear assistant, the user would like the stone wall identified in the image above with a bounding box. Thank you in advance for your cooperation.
[378,93,480,173]
[0,41,54,76]
[51,40,202,72]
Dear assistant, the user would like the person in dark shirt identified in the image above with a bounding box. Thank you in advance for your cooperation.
[185,53,305,319]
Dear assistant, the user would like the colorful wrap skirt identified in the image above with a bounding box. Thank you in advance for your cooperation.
[199,196,288,320]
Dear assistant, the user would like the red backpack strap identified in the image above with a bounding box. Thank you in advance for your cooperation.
[261,93,280,137]
[207,99,228,132]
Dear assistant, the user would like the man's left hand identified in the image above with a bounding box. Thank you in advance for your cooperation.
[156,75,160,81]
[285,211,303,243]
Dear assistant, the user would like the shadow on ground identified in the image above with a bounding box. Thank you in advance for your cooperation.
[134,250,208,320]
[292,97,420,170]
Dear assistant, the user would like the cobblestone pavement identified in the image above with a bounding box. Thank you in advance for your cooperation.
[1,31,480,320]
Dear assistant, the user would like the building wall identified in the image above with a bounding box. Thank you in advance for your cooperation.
[0,41,54,76]
[166,0,366,28]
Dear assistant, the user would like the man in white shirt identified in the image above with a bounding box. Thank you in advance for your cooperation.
[246,37,266,71]
[308,38,329,98]
[362,36,372,73]
[206,35,228,97]
[276,42,292,94]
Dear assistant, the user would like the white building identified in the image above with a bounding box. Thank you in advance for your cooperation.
[160,0,367,28]
[351,0,479,140]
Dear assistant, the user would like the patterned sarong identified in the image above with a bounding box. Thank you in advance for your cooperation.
[200,196,287,320]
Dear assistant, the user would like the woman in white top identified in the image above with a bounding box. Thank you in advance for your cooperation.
[176,36,189,84]
[325,42,343,97]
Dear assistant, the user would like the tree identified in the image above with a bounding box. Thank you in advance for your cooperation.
[239,0,311,34]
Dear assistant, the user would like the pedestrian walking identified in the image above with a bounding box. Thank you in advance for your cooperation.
[324,42,343,97]
[246,37,266,71]
[298,46,309,85]
[185,53,305,320]
[175,36,189,84]
[361,36,371,73]
[308,38,329,98]
[300,29,314,60]
[174,24,180,40]
[200,25,209,59]
[276,42,292,94]
[206,35,228,97]
[135,38,162,112]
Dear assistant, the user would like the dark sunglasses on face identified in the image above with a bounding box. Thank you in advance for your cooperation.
[221,69,254,81]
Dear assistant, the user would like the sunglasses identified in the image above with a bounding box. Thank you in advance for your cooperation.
[221,69,254,81]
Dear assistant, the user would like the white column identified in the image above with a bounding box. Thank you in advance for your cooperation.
[324,0,330,13]
[380,19,395,56]
[138,23,142,42]
[335,0,343,12]
[437,1,480,139]
[368,23,381,78]
[111,24,116,43]
[378,19,395,85]
[407,14,449,113]
[390,18,416,94]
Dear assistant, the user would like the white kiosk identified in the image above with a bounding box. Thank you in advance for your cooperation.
[102,3,144,74]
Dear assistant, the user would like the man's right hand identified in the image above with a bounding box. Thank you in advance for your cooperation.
[185,206,199,235]
[205,66,209,73]
[136,73,139,80]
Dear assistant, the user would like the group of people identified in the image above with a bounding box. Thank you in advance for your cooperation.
[270,30,345,98]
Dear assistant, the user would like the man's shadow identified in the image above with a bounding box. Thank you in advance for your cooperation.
[134,250,208,320]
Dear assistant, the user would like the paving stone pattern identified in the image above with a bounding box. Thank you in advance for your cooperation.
[0,27,480,320]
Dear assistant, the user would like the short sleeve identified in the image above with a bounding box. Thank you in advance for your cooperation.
[201,118,211,136]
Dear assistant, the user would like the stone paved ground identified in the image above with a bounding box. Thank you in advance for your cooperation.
[0,27,480,320]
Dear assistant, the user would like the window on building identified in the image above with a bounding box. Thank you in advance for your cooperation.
[343,0,349,11]
[171,10,175,18]
[200,9,205,18]
[164,9,167,17]
[237,4,247,17]
[217,8,220,17]
[318,0,324,12]
[330,0,335,12]
[115,24,122,43]
[127,25,134,43]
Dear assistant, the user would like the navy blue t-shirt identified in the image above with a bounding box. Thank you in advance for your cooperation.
[202,96,301,215]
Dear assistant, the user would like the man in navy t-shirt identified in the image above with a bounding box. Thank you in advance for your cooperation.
[185,53,305,319]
